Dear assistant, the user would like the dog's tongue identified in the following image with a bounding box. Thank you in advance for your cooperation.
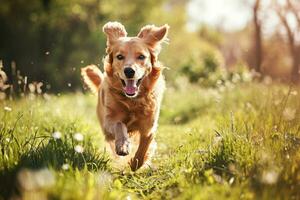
[125,80,137,95]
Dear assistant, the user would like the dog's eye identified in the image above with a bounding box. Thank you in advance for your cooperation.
[116,54,124,60]
[137,54,145,60]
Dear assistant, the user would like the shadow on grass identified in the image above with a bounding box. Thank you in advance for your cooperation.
[162,104,209,125]
[0,136,110,199]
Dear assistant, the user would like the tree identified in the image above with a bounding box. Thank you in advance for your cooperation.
[274,0,300,83]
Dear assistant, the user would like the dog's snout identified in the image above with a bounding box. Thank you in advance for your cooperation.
[124,67,135,78]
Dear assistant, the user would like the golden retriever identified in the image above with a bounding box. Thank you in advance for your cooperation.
[81,22,169,171]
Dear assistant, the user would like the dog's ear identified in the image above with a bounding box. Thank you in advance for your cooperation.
[138,24,169,65]
[81,65,103,94]
[137,24,169,50]
[103,22,127,48]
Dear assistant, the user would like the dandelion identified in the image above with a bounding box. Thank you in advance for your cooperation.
[36,82,43,94]
[45,51,50,55]
[242,71,253,82]
[74,132,84,141]
[74,145,84,153]
[28,83,35,93]
[261,170,279,185]
[4,106,12,112]
[67,83,72,87]
[52,131,62,139]
[125,196,132,200]
[229,177,235,185]
[62,163,70,170]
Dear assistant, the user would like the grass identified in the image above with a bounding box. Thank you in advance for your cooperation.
[0,81,300,200]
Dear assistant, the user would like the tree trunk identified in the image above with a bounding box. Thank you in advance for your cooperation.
[291,45,300,83]
[253,0,262,73]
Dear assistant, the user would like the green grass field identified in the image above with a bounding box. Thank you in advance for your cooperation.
[0,82,300,200]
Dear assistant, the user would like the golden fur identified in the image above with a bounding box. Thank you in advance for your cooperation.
[81,22,169,171]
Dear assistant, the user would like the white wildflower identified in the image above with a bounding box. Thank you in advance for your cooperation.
[62,163,70,170]
[261,170,279,185]
[73,132,84,141]
[126,196,132,200]
[229,177,235,185]
[74,145,84,153]
[4,106,12,112]
[28,83,35,93]
[242,71,253,82]
[52,131,62,139]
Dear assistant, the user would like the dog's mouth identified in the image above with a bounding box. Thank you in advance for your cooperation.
[121,77,143,97]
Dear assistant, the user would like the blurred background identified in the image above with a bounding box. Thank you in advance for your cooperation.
[0,0,299,93]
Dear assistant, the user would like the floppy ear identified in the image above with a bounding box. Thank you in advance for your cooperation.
[81,65,103,94]
[103,21,127,48]
[137,24,169,50]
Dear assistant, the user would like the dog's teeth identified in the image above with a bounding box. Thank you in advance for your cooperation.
[125,79,137,87]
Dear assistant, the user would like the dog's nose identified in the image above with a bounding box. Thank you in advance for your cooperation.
[124,67,135,78]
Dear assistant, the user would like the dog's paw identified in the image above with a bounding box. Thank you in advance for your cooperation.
[129,158,139,171]
[129,157,144,171]
[115,139,130,156]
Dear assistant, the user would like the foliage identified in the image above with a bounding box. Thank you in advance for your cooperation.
[180,44,224,86]
[0,0,166,92]
[0,0,230,92]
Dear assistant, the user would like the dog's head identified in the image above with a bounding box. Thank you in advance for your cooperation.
[103,22,169,98]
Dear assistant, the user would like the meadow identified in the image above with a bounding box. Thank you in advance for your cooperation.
[0,79,299,200]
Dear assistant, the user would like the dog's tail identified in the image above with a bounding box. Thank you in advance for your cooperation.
[81,65,103,94]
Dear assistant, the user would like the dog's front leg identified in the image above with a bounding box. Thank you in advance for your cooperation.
[104,121,130,156]
[130,132,154,171]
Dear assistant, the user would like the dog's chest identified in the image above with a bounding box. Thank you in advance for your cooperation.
[122,96,157,131]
